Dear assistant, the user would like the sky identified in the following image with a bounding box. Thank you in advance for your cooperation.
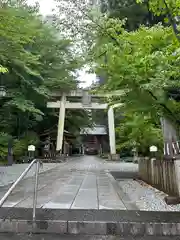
[27,0,97,88]
[28,0,56,15]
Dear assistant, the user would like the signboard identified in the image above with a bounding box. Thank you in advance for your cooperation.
[80,125,107,135]
[150,145,157,152]
[28,145,35,152]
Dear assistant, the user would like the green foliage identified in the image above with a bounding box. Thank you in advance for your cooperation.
[137,0,180,17]
[100,0,165,32]
[116,113,163,156]
[13,131,39,159]
[0,66,8,73]
[93,17,180,122]
[0,132,11,160]
[89,15,180,154]
[103,0,149,30]
[0,130,40,161]
[0,2,84,159]
[65,109,94,134]
[136,0,180,41]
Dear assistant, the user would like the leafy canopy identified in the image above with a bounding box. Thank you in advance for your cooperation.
[92,17,180,122]
[0,2,82,160]
[88,15,180,152]
[115,112,163,156]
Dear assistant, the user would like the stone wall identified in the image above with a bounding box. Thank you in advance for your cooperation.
[139,158,180,197]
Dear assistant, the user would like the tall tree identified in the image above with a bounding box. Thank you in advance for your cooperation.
[136,0,180,149]
[0,2,81,160]
[115,112,163,156]
[90,16,180,155]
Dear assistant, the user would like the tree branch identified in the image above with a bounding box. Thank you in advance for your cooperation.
[147,90,180,125]
[163,0,180,42]
[68,0,180,125]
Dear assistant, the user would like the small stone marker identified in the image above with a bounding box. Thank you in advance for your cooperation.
[149,145,157,152]
[28,145,35,161]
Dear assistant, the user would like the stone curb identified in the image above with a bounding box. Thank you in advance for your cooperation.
[0,219,179,236]
[105,172,138,210]
[1,208,180,222]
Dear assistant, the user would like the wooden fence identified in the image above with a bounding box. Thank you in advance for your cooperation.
[139,158,180,197]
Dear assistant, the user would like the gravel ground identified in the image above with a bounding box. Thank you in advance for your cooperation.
[0,163,61,187]
[118,179,180,211]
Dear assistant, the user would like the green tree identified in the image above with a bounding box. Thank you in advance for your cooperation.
[90,16,180,153]
[101,0,164,30]
[137,0,180,41]
[115,112,163,156]
[0,3,81,160]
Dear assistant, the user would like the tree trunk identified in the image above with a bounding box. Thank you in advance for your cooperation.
[160,117,179,157]
[160,117,178,141]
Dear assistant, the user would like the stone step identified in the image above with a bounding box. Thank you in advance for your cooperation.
[0,208,179,236]
[0,233,178,240]
[39,157,67,163]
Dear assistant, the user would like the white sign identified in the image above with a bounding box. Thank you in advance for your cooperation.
[28,145,35,152]
[150,145,158,152]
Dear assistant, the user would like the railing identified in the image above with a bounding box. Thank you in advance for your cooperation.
[0,159,42,222]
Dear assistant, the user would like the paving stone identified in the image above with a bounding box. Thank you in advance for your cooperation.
[68,221,106,235]
[33,220,67,234]
[0,163,61,187]
[0,219,19,232]
[106,222,146,236]
[17,220,33,233]
[176,223,180,235]
[161,223,179,236]
[81,175,97,189]
[15,174,72,208]
[97,175,126,210]
[42,202,71,209]
[128,223,145,236]
[146,223,163,236]
[0,219,68,234]
[71,189,98,209]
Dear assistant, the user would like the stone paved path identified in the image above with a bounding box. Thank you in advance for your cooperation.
[0,163,61,187]
[0,156,138,210]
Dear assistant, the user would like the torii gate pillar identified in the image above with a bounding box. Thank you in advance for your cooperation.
[56,94,66,152]
[108,106,116,155]
[108,106,119,160]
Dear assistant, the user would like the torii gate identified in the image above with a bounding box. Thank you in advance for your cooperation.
[47,89,119,160]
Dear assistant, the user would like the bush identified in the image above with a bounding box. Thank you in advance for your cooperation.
[0,132,11,162]
[13,131,40,162]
